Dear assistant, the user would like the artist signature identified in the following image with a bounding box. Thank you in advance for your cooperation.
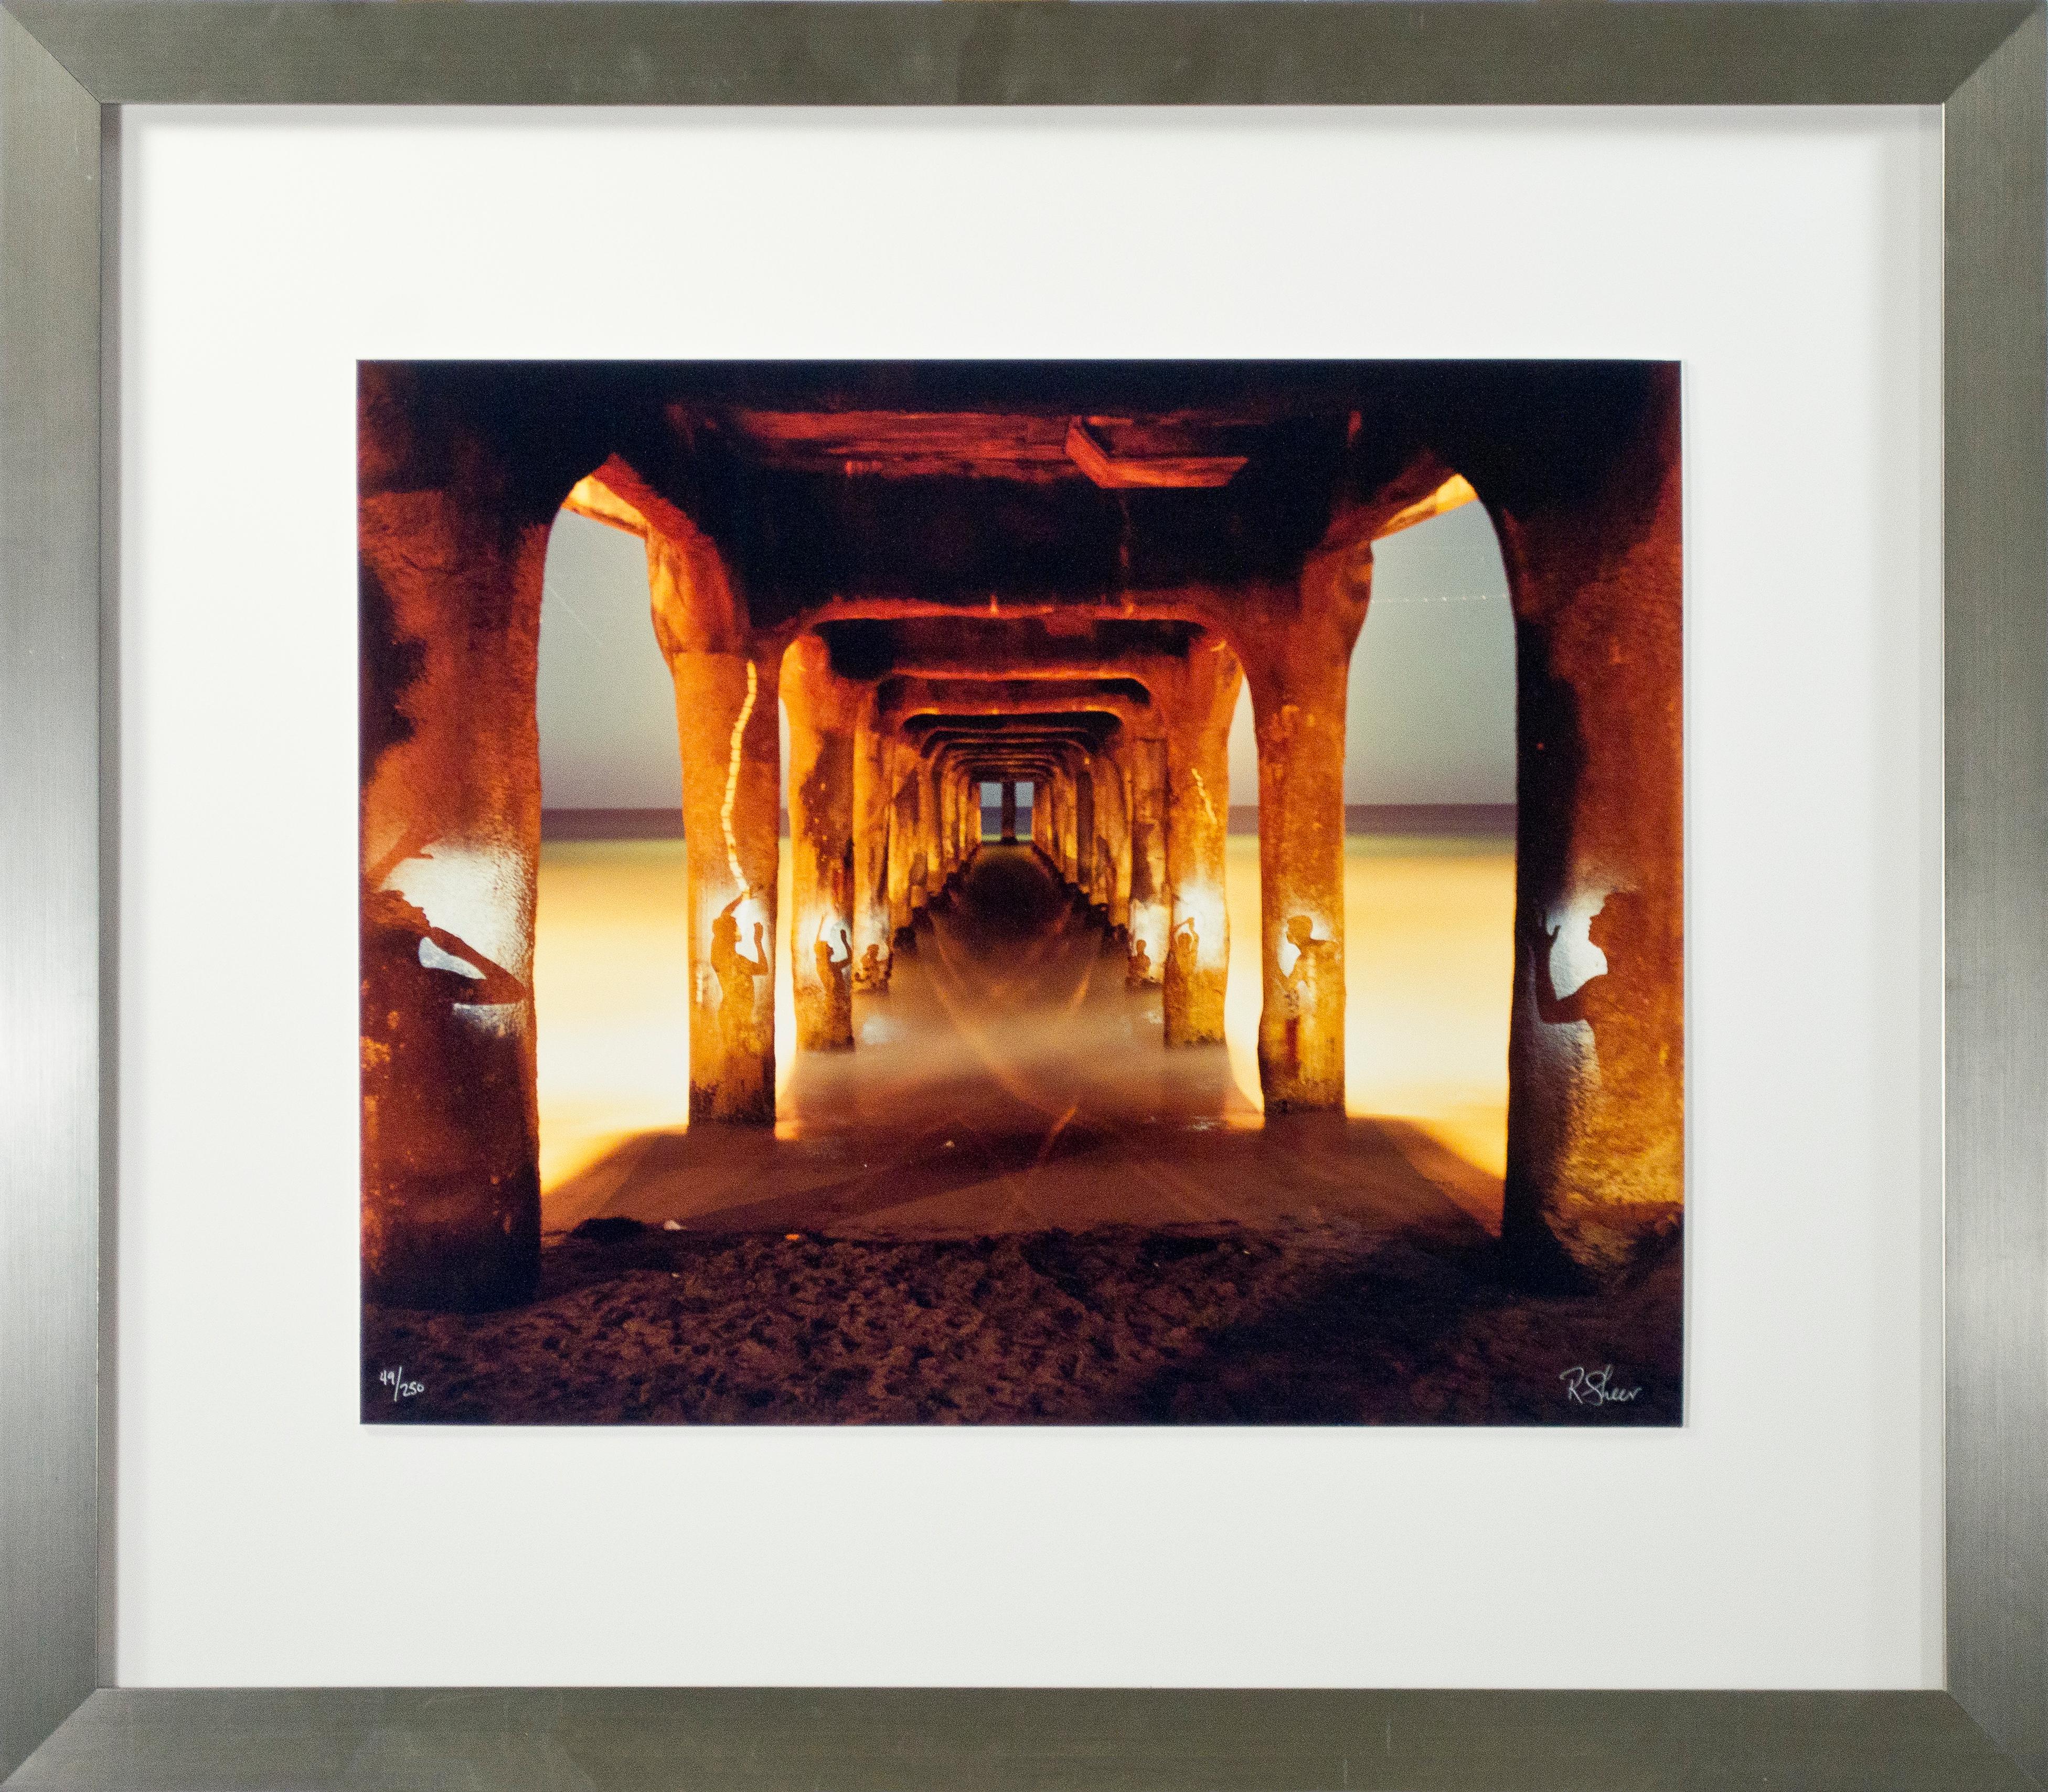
[1559,1364,1641,1406]
[378,1367,425,1403]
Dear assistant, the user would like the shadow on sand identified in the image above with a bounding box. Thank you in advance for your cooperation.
[361,1214,1680,1426]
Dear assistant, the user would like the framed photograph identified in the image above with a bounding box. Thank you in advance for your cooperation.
[3,4,2042,1786]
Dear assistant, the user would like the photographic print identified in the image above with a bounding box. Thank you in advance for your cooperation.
[359,361,1682,1426]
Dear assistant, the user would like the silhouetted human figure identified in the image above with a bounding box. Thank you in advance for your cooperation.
[1164,916,1199,1012]
[1126,937,1154,989]
[358,881,538,1303]
[1278,913,1340,1076]
[425,930,525,1005]
[1533,892,1647,1042]
[856,942,889,990]
[814,919,851,989]
[359,886,528,1159]
[815,919,854,1037]
[710,893,766,1055]
[363,886,527,1009]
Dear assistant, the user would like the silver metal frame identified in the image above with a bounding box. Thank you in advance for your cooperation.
[2,5,2041,1786]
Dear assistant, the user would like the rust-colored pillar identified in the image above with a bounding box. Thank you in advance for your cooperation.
[1491,367,1685,1278]
[888,742,919,947]
[784,634,856,1051]
[942,761,964,882]
[670,645,782,1123]
[1074,781,1089,894]
[359,377,548,1311]
[1097,746,1132,938]
[1058,766,1080,886]
[949,768,963,869]
[909,757,935,913]
[1000,781,1018,842]
[1244,585,1364,1113]
[1074,767,1096,905]
[1125,734,1169,985]
[852,703,891,990]
[1163,635,1241,1044]
[941,767,956,880]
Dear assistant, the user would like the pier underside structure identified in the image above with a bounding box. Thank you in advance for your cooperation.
[359,362,1682,1309]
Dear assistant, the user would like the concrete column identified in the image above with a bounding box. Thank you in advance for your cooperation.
[783,634,856,1051]
[1164,635,1241,1045]
[1058,768,1080,885]
[852,706,892,990]
[1490,367,1685,1279]
[908,758,934,913]
[1125,735,1169,985]
[671,645,782,1123]
[1074,769,1096,904]
[888,742,919,947]
[1065,766,1081,884]
[942,762,963,880]
[1000,781,1018,842]
[359,403,549,1311]
[1097,748,1132,938]
[1244,600,1362,1113]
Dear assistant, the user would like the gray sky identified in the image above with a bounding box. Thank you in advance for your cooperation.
[536,497,1514,810]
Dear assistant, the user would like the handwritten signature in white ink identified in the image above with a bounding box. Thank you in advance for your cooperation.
[1559,1364,1642,1406]
[378,1367,425,1403]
